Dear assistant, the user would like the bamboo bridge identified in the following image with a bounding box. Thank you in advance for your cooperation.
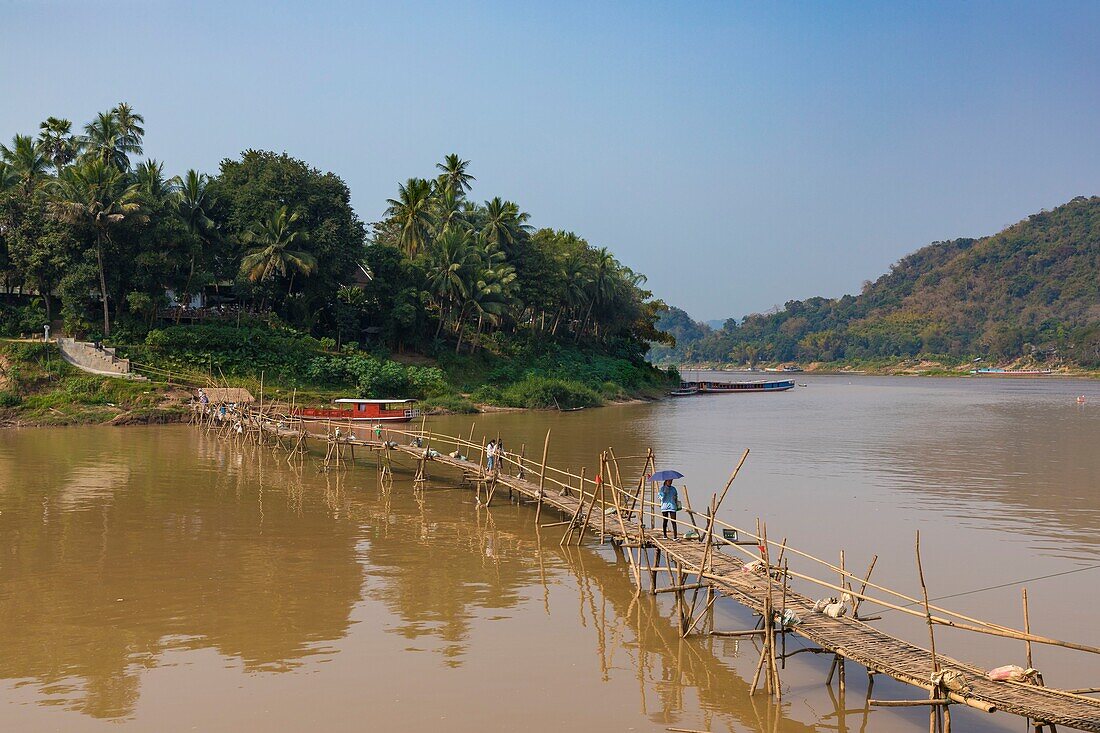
[193,401,1100,732]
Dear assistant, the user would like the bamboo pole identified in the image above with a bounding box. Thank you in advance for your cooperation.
[534,429,550,524]
[626,502,1100,655]
[608,455,641,590]
[915,531,943,733]
[600,456,606,543]
[1023,587,1033,670]
[716,448,750,509]
[854,555,878,618]
[561,466,587,545]
[576,467,603,546]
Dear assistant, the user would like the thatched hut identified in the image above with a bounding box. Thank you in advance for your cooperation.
[198,387,255,404]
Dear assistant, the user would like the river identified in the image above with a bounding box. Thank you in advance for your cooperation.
[1,374,1098,732]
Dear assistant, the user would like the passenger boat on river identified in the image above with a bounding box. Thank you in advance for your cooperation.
[293,398,421,422]
[671,378,795,396]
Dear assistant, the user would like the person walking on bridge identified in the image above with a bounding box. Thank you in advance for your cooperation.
[658,479,679,539]
[486,440,498,473]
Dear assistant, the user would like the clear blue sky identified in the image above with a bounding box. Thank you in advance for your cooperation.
[3,1,1097,321]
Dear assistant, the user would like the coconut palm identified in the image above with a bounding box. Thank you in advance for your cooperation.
[556,252,591,335]
[435,154,474,198]
[171,169,220,310]
[385,178,435,257]
[48,158,144,336]
[0,134,49,193]
[81,110,141,169]
[37,117,77,176]
[579,247,619,338]
[472,263,516,329]
[480,197,531,257]
[112,103,145,147]
[432,186,467,236]
[134,159,174,202]
[425,228,477,334]
[239,206,317,297]
[0,161,16,193]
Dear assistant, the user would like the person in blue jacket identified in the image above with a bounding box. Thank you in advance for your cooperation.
[658,479,679,539]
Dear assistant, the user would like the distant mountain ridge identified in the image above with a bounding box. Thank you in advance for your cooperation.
[653,196,1100,367]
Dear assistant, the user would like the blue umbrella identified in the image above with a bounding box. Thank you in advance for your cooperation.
[649,470,684,482]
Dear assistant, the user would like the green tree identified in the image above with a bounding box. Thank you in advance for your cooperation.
[170,169,221,311]
[480,197,531,257]
[385,178,435,257]
[211,149,364,327]
[0,134,49,193]
[425,228,476,334]
[37,117,77,176]
[435,153,474,198]
[239,206,317,298]
[48,158,143,336]
[80,110,141,170]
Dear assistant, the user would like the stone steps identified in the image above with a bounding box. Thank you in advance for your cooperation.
[57,338,148,381]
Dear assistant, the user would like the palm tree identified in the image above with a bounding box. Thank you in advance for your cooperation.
[425,228,476,335]
[556,252,591,335]
[432,186,467,236]
[385,178,435,257]
[81,110,141,169]
[48,158,143,336]
[0,134,49,193]
[239,206,317,298]
[580,247,619,338]
[37,117,77,176]
[435,154,474,198]
[0,161,16,193]
[112,103,145,148]
[480,197,531,256]
[470,263,516,333]
[171,170,220,312]
[134,159,174,202]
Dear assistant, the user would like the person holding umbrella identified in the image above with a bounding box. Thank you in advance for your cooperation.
[650,470,684,540]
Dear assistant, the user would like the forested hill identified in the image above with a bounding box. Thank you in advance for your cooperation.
[653,196,1100,367]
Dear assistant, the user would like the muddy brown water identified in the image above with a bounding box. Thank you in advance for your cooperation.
[1,375,1098,732]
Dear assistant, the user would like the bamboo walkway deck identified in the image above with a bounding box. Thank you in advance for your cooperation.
[202,408,1100,732]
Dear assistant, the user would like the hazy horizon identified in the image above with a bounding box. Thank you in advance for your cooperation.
[3,1,1097,322]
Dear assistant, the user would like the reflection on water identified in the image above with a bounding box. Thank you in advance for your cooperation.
[0,375,1097,731]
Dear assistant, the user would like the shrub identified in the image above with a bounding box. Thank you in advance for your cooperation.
[422,394,477,414]
[499,376,601,410]
[470,385,504,404]
[0,391,22,408]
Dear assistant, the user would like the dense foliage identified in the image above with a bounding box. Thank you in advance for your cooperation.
[0,105,673,400]
[655,197,1100,367]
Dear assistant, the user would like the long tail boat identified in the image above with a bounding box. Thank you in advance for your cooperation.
[671,378,795,396]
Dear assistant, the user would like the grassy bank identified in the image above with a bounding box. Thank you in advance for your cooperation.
[2,325,676,426]
[0,340,191,426]
[122,324,673,410]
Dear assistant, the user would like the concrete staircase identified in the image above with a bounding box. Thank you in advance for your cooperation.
[58,338,147,380]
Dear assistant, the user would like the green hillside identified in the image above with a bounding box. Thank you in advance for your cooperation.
[656,196,1100,368]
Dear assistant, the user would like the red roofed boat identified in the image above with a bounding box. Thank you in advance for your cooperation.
[293,398,421,423]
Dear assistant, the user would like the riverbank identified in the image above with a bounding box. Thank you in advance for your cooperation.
[0,338,670,427]
[669,357,1100,379]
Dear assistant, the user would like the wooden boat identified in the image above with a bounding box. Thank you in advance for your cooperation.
[294,398,421,423]
[970,368,1053,376]
[674,379,795,395]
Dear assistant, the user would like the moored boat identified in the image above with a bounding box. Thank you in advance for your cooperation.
[294,398,421,422]
[673,378,795,395]
[969,368,1053,376]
